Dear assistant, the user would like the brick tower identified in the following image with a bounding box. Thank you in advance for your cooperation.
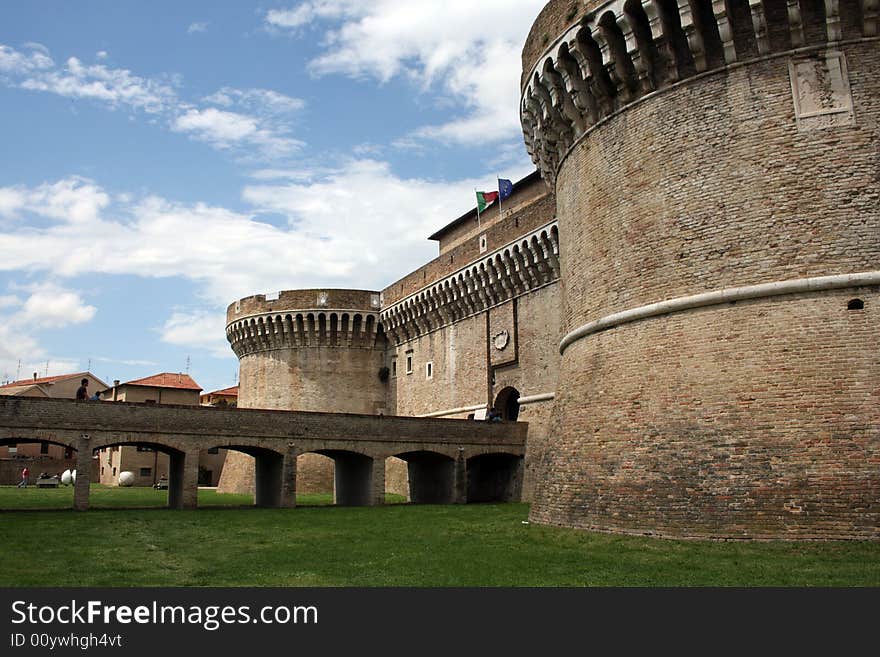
[217,289,386,494]
[521,1,878,538]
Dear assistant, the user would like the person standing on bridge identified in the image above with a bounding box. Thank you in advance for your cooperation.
[75,378,89,401]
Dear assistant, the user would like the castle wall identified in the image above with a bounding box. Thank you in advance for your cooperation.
[523,1,880,538]
[382,192,556,306]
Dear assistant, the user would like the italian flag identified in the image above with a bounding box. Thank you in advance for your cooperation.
[476,190,498,213]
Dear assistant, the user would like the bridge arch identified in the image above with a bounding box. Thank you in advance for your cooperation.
[392,450,457,504]
[466,451,523,503]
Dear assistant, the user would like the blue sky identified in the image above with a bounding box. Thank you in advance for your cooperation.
[0,1,543,394]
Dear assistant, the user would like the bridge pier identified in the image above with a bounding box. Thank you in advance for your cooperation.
[280,446,297,508]
[168,448,199,510]
[73,436,93,511]
[453,449,467,504]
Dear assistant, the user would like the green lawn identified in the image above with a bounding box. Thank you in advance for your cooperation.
[0,486,877,587]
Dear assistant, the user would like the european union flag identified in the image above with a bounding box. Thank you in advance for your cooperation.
[498,178,513,201]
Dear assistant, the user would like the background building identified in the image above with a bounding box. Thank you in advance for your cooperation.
[0,371,107,483]
[98,373,227,487]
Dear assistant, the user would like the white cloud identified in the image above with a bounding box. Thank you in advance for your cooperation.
[0,43,53,74]
[14,282,97,329]
[187,22,208,34]
[269,0,545,146]
[19,55,177,114]
[0,43,303,160]
[96,50,108,60]
[0,282,94,381]
[205,87,305,114]
[0,162,533,307]
[159,311,231,357]
[172,107,302,156]
[264,2,365,30]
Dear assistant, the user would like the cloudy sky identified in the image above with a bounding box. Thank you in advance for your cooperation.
[0,1,543,394]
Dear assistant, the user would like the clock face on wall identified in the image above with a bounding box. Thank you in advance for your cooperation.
[317,292,329,307]
[493,330,510,351]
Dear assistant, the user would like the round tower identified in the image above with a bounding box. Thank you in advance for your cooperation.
[217,289,387,494]
[522,1,878,538]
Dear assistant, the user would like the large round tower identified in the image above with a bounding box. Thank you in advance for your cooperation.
[522,1,878,538]
[217,289,387,494]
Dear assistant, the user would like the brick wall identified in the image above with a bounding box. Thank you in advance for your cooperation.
[539,39,880,538]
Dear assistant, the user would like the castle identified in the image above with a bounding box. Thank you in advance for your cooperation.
[220,0,878,540]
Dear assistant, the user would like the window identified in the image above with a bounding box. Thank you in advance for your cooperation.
[479,233,487,254]
[139,468,151,477]
[7,444,17,454]
[405,351,413,375]
[848,298,864,310]
[391,358,398,378]
[112,467,116,476]
[40,442,49,454]
[426,362,433,379]
[207,447,219,455]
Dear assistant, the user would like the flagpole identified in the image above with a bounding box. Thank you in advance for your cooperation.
[474,188,481,228]
[497,175,503,219]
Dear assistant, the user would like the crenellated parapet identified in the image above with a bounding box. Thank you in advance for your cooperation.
[380,222,560,344]
[522,0,878,183]
[226,289,384,358]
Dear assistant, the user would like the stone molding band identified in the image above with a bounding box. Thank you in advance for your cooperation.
[517,392,556,406]
[559,271,880,355]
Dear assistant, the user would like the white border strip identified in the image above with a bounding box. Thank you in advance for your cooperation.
[416,403,486,418]
[559,271,880,355]
[517,392,555,406]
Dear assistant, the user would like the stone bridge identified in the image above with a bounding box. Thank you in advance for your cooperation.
[0,397,527,511]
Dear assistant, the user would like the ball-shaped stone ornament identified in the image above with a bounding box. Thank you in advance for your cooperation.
[118,471,135,487]
[61,469,72,485]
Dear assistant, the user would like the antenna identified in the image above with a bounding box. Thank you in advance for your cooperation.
[16,359,21,381]
[185,356,191,374]
[45,360,50,377]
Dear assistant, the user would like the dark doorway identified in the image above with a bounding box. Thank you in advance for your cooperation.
[494,387,521,421]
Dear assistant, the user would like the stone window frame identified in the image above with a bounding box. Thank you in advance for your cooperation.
[405,350,414,375]
[425,361,433,380]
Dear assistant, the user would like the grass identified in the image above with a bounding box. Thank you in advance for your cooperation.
[0,486,877,587]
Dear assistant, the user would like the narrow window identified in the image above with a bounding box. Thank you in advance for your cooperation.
[406,351,413,375]
[139,467,151,477]
[391,358,398,377]
[479,233,488,254]
[40,442,49,454]
[426,361,433,379]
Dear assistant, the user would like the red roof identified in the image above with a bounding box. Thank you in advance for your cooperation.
[0,371,94,389]
[122,373,202,391]
[203,386,238,397]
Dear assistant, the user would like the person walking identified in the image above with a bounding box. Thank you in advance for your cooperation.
[17,466,29,488]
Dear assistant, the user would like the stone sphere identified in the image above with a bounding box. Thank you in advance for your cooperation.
[60,469,72,485]
[71,469,76,484]
[118,471,135,487]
